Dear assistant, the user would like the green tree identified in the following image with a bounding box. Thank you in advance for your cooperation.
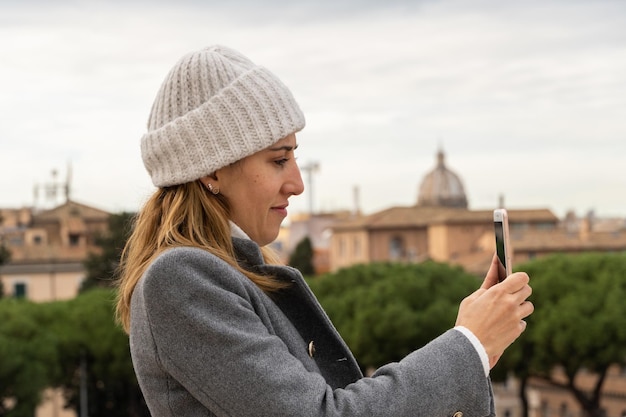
[288,236,315,276]
[81,212,135,291]
[500,252,626,417]
[0,244,8,297]
[308,261,480,369]
[0,299,60,417]
[50,289,149,417]
[0,289,148,417]
[0,213,10,297]
[0,244,9,267]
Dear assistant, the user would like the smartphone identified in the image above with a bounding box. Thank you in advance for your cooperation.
[493,208,512,281]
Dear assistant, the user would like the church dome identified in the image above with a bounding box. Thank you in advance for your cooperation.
[417,150,468,208]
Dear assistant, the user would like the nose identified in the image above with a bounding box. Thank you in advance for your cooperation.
[286,162,305,196]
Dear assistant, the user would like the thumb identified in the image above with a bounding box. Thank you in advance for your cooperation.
[481,253,501,290]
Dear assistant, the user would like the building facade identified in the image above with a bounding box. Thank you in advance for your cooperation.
[327,150,626,275]
[328,205,565,274]
[0,200,110,301]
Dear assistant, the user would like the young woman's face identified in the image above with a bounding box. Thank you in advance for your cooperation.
[213,134,304,246]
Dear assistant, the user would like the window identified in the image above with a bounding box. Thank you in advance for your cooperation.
[511,223,528,232]
[353,237,361,257]
[536,222,556,230]
[33,235,43,245]
[339,237,346,258]
[69,233,80,246]
[389,236,404,261]
[14,282,27,299]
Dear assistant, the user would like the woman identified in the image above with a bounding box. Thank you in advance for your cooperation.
[116,45,534,417]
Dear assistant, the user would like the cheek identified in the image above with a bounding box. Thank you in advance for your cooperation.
[249,173,276,197]
[230,179,266,212]
[226,170,275,213]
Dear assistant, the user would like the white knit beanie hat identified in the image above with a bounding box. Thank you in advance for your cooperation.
[141,45,305,187]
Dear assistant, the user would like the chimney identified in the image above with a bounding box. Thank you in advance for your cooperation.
[352,185,361,217]
[579,211,594,241]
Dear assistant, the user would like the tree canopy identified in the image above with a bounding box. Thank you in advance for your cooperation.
[0,244,8,296]
[0,299,59,416]
[81,212,135,292]
[0,244,9,267]
[0,289,148,417]
[308,261,481,369]
[288,236,315,276]
[498,252,626,417]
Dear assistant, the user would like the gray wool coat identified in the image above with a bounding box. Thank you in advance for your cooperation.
[130,237,495,417]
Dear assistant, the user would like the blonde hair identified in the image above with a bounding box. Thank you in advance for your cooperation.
[115,180,286,333]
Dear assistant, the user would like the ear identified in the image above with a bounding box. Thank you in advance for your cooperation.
[198,176,211,189]
[199,172,218,188]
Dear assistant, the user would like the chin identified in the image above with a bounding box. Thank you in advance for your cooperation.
[257,230,280,247]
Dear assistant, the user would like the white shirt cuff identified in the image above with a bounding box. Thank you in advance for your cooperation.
[454,326,490,377]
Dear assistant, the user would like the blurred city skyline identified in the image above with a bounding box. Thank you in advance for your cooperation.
[1,0,625,218]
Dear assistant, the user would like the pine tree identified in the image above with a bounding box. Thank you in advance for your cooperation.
[288,236,316,276]
[81,212,135,292]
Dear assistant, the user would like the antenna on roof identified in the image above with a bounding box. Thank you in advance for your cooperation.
[33,163,72,209]
[65,160,72,203]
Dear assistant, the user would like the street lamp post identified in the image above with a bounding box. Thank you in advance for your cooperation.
[300,162,319,216]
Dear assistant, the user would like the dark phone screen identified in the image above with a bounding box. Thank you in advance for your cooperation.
[494,220,508,281]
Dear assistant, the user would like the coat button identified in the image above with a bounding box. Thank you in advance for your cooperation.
[308,341,316,358]
[453,412,463,417]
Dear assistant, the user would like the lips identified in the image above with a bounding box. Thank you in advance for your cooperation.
[271,203,289,217]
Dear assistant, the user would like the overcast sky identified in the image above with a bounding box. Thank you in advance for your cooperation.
[1,0,625,220]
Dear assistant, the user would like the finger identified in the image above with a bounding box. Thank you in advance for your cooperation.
[517,284,533,300]
[519,300,534,319]
[519,320,528,332]
[461,288,486,305]
[505,282,532,304]
[481,253,501,290]
[499,272,530,293]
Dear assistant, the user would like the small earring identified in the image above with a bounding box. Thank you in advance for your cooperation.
[207,183,220,195]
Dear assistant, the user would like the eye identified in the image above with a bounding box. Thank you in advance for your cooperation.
[274,158,289,167]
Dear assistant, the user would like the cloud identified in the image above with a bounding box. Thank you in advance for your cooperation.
[0,0,625,218]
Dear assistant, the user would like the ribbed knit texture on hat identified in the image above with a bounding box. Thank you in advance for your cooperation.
[141,45,305,187]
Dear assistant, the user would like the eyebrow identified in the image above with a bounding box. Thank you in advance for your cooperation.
[268,144,299,152]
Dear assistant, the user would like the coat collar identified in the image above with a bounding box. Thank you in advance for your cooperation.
[232,237,267,270]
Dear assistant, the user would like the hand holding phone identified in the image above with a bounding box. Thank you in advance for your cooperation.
[493,208,512,281]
